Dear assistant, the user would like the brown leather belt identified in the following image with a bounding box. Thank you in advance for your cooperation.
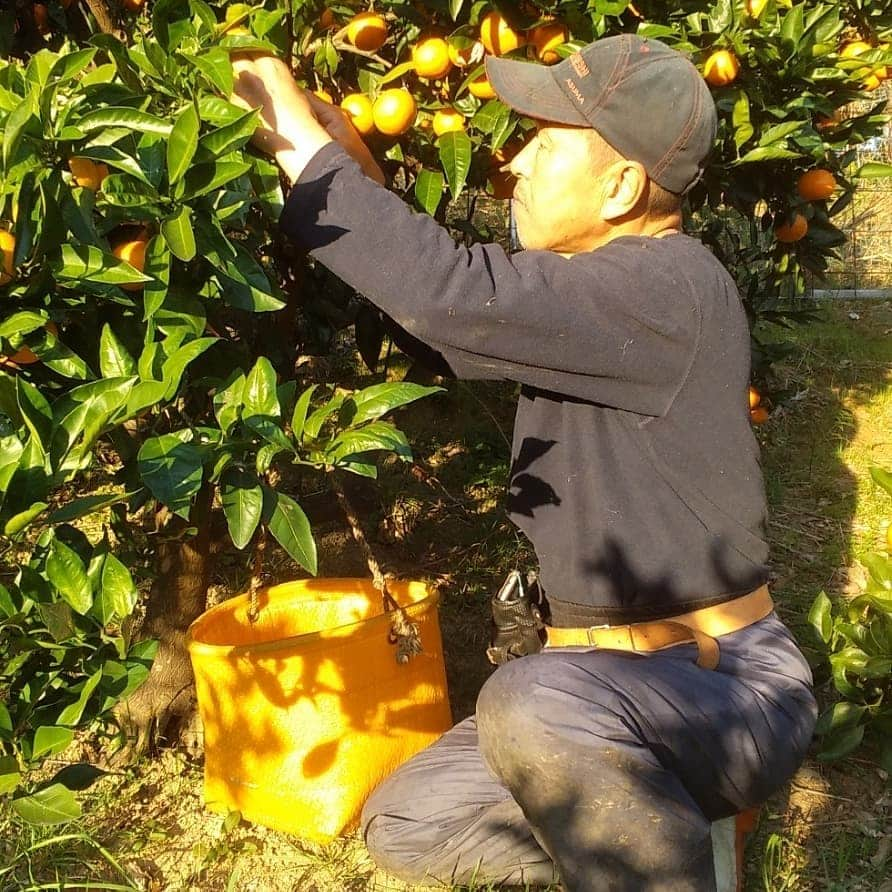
[543,585,774,670]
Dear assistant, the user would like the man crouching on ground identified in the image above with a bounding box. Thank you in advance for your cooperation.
[230,35,817,892]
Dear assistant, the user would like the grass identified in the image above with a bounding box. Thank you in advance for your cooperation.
[1,301,891,891]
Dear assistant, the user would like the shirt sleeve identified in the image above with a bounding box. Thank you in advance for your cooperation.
[280,142,702,417]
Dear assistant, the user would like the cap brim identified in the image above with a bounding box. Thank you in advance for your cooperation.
[485,56,588,127]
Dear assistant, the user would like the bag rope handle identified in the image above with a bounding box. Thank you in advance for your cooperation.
[331,474,422,663]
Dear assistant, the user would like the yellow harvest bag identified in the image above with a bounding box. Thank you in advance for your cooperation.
[186,578,452,842]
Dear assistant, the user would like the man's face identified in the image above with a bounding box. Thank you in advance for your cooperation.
[508,123,614,254]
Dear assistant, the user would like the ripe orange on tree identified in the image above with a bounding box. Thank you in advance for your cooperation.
[33,3,50,34]
[112,235,149,291]
[480,11,525,56]
[432,108,465,136]
[748,386,761,409]
[372,89,416,136]
[0,230,15,286]
[775,213,808,243]
[703,50,739,86]
[750,406,770,425]
[122,0,145,11]
[797,169,837,202]
[346,12,388,53]
[840,40,888,89]
[529,22,568,64]
[314,89,334,104]
[468,74,497,99]
[1,321,59,367]
[341,93,375,136]
[68,157,109,191]
[319,7,336,29]
[412,37,453,79]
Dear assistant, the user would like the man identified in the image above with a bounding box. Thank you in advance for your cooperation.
[232,35,817,892]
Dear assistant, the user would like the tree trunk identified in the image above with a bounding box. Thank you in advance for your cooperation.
[114,482,215,760]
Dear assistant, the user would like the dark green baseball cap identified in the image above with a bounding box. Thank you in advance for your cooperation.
[485,34,717,195]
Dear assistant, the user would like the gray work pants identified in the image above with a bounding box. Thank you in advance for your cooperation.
[361,613,816,891]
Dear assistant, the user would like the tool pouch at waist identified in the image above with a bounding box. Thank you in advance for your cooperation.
[486,571,546,666]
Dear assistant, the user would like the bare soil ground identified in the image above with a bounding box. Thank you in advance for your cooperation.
[2,301,891,891]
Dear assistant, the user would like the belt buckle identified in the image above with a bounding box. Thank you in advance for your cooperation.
[585,624,611,646]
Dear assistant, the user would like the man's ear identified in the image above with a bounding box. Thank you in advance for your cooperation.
[600,161,648,222]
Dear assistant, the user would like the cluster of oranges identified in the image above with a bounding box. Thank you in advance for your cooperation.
[774,168,839,244]
[748,386,769,425]
[316,8,568,188]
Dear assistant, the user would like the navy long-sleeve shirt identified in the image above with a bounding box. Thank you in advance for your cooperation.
[281,143,769,624]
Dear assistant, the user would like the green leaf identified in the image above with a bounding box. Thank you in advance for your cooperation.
[98,553,139,623]
[4,501,48,537]
[265,489,317,575]
[779,3,805,51]
[198,108,259,159]
[76,145,153,186]
[0,310,48,340]
[221,468,263,550]
[167,102,200,186]
[11,784,81,825]
[99,324,136,378]
[863,553,892,590]
[870,466,892,497]
[137,433,204,520]
[77,107,173,136]
[243,357,280,419]
[46,537,93,615]
[303,392,346,441]
[438,130,473,198]
[816,723,864,762]
[143,235,171,319]
[181,160,252,200]
[340,382,442,427]
[32,726,75,761]
[16,377,52,453]
[57,670,103,726]
[161,337,217,401]
[213,371,245,434]
[161,206,196,262]
[188,47,234,95]
[854,161,892,179]
[53,245,152,288]
[735,146,803,164]
[414,168,445,216]
[217,246,285,313]
[291,385,317,441]
[50,763,107,792]
[325,421,412,465]
[48,491,136,525]
[3,91,35,170]
[0,755,21,795]
[809,590,833,644]
[814,701,867,736]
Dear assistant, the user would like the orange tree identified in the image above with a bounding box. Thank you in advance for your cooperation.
[1,0,890,822]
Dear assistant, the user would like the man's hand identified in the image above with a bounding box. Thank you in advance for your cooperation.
[230,54,385,186]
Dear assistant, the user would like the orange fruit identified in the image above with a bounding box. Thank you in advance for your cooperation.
[112,237,149,291]
[480,12,525,56]
[2,322,59,367]
[775,213,808,243]
[33,3,50,33]
[0,230,15,285]
[448,39,483,68]
[346,12,388,52]
[413,37,453,79]
[341,93,375,136]
[432,108,465,136]
[468,74,497,99]
[68,157,110,191]
[372,89,416,136]
[314,89,334,104]
[122,0,144,10]
[319,7,336,29]
[797,169,837,202]
[703,49,739,86]
[529,22,568,64]
[748,386,761,409]
[750,406,770,425]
